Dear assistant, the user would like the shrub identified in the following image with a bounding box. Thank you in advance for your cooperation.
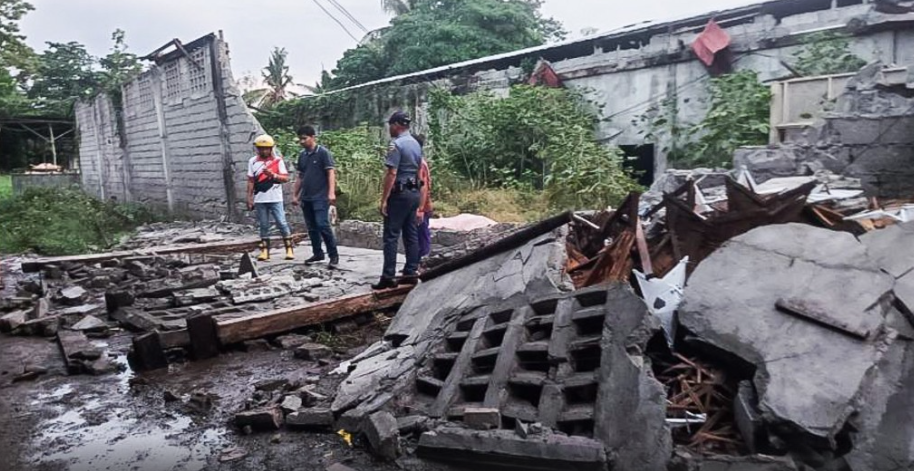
[0,186,160,255]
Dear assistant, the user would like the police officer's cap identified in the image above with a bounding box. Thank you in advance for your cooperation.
[388,111,411,126]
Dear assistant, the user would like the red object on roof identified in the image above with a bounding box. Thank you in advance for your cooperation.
[692,19,731,67]
[528,60,563,88]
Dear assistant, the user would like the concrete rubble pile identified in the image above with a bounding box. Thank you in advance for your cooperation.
[0,222,402,374]
[735,62,914,199]
[289,174,914,470]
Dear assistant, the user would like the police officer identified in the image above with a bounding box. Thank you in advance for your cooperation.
[372,111,423,290]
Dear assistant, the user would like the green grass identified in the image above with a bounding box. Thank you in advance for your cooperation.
[0,186,161,255]
[0,174,11,200]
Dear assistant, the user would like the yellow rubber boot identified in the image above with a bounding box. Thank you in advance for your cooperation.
[257,240,270,261]
[283,238,295,260]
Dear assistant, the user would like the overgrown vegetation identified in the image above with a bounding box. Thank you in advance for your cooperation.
[792,31,867,77]
[0,186,159,255]
[430,85,641,210]
[266,85,639,222]
[637,70,771,169]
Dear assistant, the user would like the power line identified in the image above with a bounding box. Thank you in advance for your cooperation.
[312,0,360,43]
[325,0,369,34]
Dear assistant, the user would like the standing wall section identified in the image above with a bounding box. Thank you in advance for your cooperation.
[75,34,265,221]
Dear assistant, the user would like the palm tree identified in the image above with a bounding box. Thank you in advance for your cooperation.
[245,47,297,109]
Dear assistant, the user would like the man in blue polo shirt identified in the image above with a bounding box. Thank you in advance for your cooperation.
[292,125,340,268]
[372,111,423,290]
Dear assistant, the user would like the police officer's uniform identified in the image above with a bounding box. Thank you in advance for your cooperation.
[381,129,423,280]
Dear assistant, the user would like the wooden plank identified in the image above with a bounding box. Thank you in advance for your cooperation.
[21,234,307,273]
[421,212,572,282]
[775,298,870,340]
[215,286,413,345]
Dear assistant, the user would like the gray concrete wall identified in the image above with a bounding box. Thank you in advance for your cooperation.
[75,35,263,221]
[10,173,81,195]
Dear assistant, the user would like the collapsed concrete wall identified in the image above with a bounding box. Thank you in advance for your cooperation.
[75,33,262,221]
[735,63,914,197]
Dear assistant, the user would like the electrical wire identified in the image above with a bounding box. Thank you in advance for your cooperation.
[312,0,360,43]
[325,0,369,34]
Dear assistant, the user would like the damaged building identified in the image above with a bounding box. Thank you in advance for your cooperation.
[4,1,914,471]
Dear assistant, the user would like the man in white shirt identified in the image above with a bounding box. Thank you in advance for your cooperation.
[246,134,293,261]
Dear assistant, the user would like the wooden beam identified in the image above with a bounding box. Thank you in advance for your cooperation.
[215,286,413,345]
[21,234,306,272]
[420,212,573,282]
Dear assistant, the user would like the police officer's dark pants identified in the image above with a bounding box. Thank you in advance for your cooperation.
[301,199,339,258]
[382,189,420,279]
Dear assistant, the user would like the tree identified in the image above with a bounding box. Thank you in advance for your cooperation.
[245,47,297,109]
[0,0,33,116]
[0,0,34,70]
[99,29,142,93]
[303,70,333,95]
[328,0,566,88]
[27,41,99,115]
[380,0,419,16]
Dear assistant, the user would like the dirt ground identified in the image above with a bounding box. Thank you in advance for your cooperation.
[0,329,409,471]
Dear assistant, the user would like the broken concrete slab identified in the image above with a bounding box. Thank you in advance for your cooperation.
[365,411,400,461]
[397,415,429,435]
[325,464,357,471]
[843,333,914,471]
[594,285,671,471]
[734,381,765,454]
[274,334,311,350]
[238,253,258,278]
[105,289,135,313]
[294,343,332,361]
[464,407,500,430]
[33,297,49,318]
[234,407,283,431]
[299,387,328,406]
[253,378,289,392]
[693,454,799,471]
[217,275,321,304]
[280,395,302,414]
[0,310,29,332]
[286,408,334,429]
[679,224,895,443]
[417,427,607,471]
[861,221,914,278]
[896,271,914,320]
[59,286,87,306]
[70,315,107,333]
[332,232,568,417]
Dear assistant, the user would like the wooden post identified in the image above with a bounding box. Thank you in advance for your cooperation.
[48,123,57,166]
[131,332,168,371]
[186,313,220,360]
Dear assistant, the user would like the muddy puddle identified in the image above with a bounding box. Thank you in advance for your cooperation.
[19,345,228,471]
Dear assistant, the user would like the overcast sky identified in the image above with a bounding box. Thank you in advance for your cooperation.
[19,0,757,87]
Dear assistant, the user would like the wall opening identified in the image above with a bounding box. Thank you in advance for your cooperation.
[619,144,656,187]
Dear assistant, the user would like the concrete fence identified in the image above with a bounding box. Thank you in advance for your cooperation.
[10,173,81,196]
